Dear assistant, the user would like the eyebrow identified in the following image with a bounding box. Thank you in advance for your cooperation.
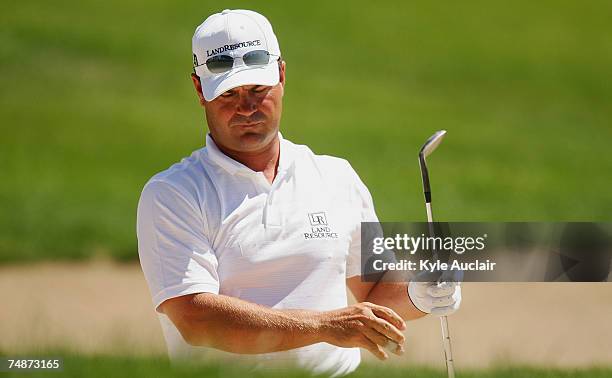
[222,89,236,95]
[222,85,267,95]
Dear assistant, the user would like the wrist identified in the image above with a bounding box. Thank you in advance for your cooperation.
[407,282,429,315]
[273,309,330,350]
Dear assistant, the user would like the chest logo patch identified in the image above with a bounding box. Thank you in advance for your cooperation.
[305,212,338,240]
[308,212,328,226]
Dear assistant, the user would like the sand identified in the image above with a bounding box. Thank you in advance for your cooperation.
[1,261,611,368]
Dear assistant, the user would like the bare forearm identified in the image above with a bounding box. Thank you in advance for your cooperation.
[365,282,426,321]
[174,293,324,353]
[164,291,410,360]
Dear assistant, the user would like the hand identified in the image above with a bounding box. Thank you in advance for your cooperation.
[408,279,462,316]
[317,302,406,360]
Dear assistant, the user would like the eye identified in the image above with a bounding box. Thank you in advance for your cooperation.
[220,89,236,98]
[251,85,268,93]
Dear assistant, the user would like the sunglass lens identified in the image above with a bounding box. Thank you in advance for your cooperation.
[243,50,270,66]
[206,55,234,74]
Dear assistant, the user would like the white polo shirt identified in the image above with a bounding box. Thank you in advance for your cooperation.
[137,133,379,376]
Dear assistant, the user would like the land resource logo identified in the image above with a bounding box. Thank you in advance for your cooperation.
[304,212,338,240]
[309,212,328,226]
[206,40,262,57]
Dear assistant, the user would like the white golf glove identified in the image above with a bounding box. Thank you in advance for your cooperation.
[408,279,462,316]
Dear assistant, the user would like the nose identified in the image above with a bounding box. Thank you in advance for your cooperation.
[235,90,258,117]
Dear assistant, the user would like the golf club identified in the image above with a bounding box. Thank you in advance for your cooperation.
[418,130,456,378]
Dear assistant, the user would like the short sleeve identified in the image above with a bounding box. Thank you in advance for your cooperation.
[137,180,219,312]
[346,165,380,278]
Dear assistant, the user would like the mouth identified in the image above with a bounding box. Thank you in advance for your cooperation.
[233,121,264,128]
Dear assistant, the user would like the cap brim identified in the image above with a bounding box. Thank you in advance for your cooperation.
[200,63,279,101]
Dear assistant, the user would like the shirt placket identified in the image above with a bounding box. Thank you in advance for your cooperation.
[260,172,282,230]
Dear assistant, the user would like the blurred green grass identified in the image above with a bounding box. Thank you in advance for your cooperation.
[1,0,611,261]
[1,353,611,378]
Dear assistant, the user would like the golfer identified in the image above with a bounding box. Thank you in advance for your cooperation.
[137,9,461,376]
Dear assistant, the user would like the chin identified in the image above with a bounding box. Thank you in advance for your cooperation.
[237,131,272,150]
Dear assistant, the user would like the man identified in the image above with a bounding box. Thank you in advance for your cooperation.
[137,9,461,376]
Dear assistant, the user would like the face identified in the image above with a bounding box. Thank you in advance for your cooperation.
[191,61,286,154]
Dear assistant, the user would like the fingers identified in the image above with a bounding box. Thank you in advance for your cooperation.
[369,304,406,331]
[361,326,404,356]
[430,305,456,316]
[352,303,406,358]
[430,287,462,316]
[359,335,388,360]
[360,315,405,346]
[409,279,462,315]
[427,282,457,297]
[431,294,454,307]
[382,339,404,356]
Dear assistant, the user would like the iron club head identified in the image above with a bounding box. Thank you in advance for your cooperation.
[419,130,447,159]
[419,130,447,204]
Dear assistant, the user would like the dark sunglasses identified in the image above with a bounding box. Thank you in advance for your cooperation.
[195,50,280,74]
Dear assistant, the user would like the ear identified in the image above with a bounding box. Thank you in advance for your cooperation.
[279,60,286,87]
[191,73,206,106]
[278,60,286,95]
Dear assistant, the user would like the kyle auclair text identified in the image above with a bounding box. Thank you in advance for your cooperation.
[371,259,497,272]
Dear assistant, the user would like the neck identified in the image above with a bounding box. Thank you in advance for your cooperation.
[214,135,280,184]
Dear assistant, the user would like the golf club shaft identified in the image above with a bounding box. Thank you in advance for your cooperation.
[440,316,455,378]
[425,201,456,378]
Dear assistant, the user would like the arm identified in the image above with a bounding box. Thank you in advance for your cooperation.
[347,273,462,320]
[343,164,427,321]
[160,292,406,359]
[160,293,321,354]
[347,275,427,321]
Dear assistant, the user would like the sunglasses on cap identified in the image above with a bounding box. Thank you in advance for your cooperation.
[195,50,280,74]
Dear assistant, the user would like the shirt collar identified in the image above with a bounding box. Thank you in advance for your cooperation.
[203,132,294,176]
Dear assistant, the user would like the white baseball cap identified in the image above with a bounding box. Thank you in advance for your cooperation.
[192,9,282,101]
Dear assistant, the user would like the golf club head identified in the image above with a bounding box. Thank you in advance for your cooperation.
[419,130,447,201]
[419,130,447,159]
